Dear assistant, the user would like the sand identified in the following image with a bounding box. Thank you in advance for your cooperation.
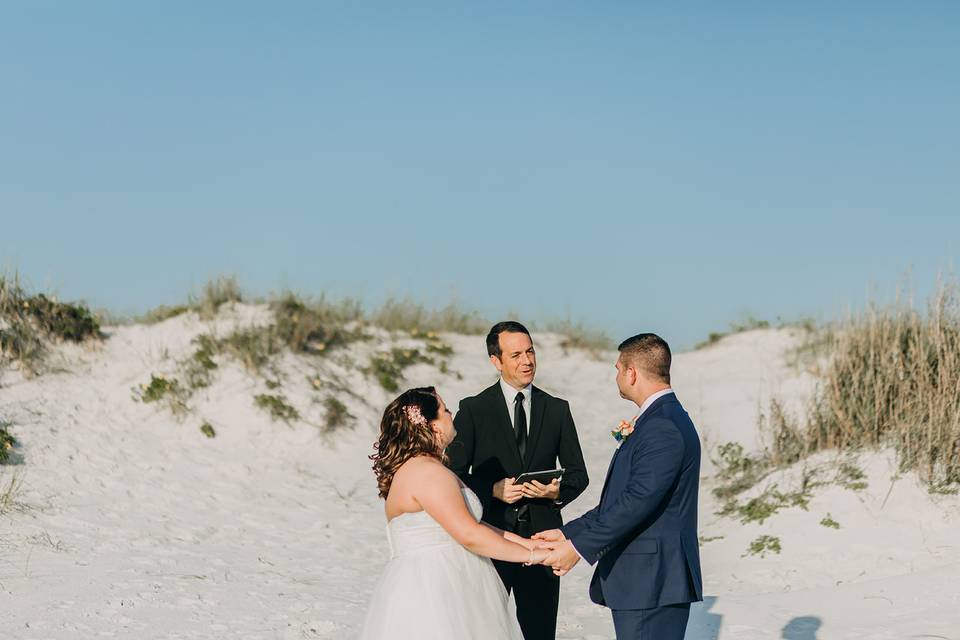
[1,305,957,638]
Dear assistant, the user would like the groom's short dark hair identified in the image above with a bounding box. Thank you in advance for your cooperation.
[618,333,671,384]
[486,321,531,358]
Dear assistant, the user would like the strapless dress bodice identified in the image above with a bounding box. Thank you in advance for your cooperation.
[386,487,482,558]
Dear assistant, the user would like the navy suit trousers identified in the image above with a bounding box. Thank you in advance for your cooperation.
[612,603,691,640]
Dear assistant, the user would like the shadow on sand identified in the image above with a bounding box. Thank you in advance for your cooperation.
[685,596,722,639]
[782,616,822,640]
[684,598,822,640]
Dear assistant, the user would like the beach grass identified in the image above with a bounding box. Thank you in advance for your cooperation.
[766,279,960,491]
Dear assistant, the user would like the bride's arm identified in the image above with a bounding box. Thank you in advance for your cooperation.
[412,459,545,564]
[481,523,534,550]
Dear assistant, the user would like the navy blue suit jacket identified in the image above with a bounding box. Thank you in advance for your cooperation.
[562,392,703,610]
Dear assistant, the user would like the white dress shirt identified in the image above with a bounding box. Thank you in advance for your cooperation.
[500,377,532,436]
[633,388,675,425]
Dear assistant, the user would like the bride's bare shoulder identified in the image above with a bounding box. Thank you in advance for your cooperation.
[395,455,455,482]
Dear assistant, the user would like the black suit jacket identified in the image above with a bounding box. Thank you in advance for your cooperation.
[447,382,589,534]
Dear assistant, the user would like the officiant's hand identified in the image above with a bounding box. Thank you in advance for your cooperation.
[521,478,560,500]
[540,539,580,576]
[493,477,524,504]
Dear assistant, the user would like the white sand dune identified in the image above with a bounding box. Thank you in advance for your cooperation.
[1,305,957,638]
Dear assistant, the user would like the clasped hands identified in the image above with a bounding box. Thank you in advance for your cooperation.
[493,477,560,503]
[491,478,574,575]
[529,529,580,576]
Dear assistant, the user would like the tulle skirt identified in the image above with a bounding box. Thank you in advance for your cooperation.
[359,543,523,640]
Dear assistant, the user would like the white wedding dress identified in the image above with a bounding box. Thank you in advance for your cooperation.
[359,486,523,639]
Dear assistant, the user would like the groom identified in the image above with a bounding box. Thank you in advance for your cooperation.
[447,321,589,640]
[536,333,702,640]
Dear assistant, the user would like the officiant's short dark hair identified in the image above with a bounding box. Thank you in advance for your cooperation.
[618,333,671,384]
[486,321,531,358]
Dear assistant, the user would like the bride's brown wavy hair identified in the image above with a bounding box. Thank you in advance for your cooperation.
[370,386,446,499]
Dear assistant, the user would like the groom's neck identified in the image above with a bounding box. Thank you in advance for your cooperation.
[633,383,671,408]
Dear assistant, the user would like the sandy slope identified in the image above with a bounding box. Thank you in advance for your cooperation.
[1,306,957,639]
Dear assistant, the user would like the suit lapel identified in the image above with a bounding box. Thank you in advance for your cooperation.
[482,383,523,471]
[598,446,622,507]
[523,386,547,469]
[597,393,678,507]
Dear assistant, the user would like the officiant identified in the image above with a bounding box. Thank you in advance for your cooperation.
[447,321,589,640]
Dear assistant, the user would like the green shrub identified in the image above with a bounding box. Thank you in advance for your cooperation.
[23,293,101,342]
[836,462,868,491]
[744,535,781,558]
[820,514,840,529]
[140,374,177,402]
[213,293,365,373]
[133,336,220,416]
[323,396,353,432]
[0,322,44,371]
[711,442,772,501]
[718,481,813,525]
[200,422,216,438]
[1,275,102,373]
[425,339,454,357]
[271,292,363,355]
[183,334,219,389]
[254,393,299,423]
[0,420,17,464]
[136,374,188,415]
[366,347,435,392]
[219,325,281,372]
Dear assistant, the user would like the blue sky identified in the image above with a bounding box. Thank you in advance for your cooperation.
[2,3,957,349]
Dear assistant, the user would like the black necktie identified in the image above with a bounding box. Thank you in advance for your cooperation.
[514,391,527,458]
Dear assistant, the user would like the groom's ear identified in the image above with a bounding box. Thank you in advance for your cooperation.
[489,354,504,373]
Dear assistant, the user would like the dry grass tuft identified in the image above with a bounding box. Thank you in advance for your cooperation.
[138,275,243,324]
[543,319,614,355]
[190,275,244,319]
[765,279,960,491]
[0,471,26,514]
[369,298,488,335]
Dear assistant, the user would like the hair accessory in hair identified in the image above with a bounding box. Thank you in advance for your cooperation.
[405,404,428,427]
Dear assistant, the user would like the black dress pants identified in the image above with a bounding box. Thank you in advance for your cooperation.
[492,555,560,640]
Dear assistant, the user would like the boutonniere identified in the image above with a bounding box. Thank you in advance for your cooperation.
[611,417,637,444]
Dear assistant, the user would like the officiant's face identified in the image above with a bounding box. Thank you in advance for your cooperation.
[491,331,537,389]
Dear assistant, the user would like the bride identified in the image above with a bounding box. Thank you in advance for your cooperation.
[360,386,548,639]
